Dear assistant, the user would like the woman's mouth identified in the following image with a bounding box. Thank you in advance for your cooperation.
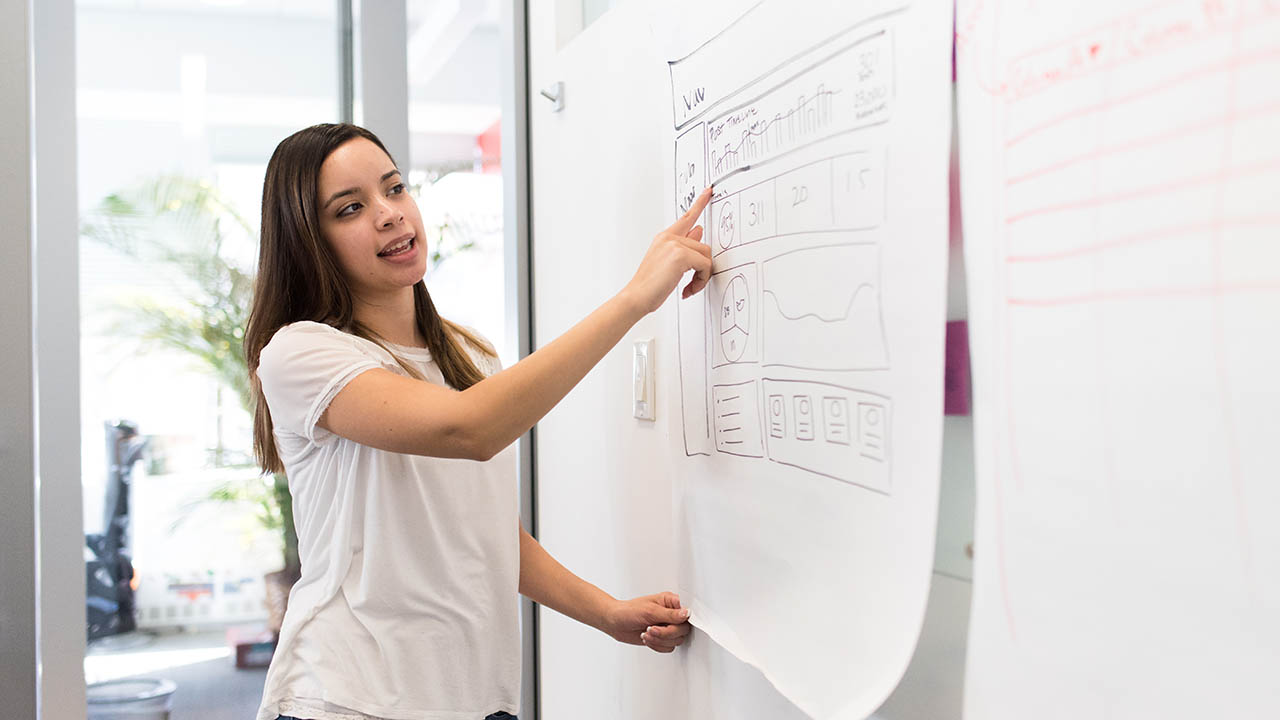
[377,236,415,258]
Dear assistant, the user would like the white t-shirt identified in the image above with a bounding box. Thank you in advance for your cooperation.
[253,321,520,720]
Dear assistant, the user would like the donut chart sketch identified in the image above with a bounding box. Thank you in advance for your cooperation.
[719,274,751,361]
[709,264,760,368]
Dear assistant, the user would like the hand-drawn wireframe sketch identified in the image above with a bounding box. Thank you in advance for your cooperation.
[761,244,888,371]
[958,0,1280,718]
[662,1,950,718]
[719,274,750,361]
[713,381,764,457]
[714,194,739,251]
[711,263,759,367]
[763,379,891,491]
[675,20,898,483]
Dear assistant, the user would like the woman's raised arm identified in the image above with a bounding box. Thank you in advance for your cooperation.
[319,187,714,460]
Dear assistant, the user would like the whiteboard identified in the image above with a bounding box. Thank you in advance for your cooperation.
[957,0,1280,716]
[659,1,953,717]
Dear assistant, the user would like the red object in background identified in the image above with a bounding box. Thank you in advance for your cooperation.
[227,624,277,669]
[477,118,501,173]
[945,320,971,416]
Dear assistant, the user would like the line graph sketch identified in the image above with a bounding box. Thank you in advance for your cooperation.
[762,244,888,370]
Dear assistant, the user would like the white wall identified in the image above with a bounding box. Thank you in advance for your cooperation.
[527,1,973,718]
[1,1,86,717]
[0,0,39,713]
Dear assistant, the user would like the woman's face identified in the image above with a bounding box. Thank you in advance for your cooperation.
[316,137,427,300]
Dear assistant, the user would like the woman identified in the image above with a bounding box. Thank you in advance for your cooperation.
[245,123,713,720]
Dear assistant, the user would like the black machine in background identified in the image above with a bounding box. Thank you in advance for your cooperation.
[86,420,148,640]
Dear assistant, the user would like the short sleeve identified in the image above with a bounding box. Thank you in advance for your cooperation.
[257,321,383,445]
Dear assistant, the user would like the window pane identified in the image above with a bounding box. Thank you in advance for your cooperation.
[405,1,511,365]
[76,0,340,662]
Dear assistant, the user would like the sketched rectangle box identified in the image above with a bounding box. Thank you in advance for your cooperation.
[763,378,891,493]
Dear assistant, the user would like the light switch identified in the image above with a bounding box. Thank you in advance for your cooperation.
[633,338,655,421]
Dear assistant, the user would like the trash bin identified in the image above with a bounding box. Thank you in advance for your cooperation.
[86,678,176,719]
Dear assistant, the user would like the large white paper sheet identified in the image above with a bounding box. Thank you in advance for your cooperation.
[957,1,1280,717]
[659,2,952,717]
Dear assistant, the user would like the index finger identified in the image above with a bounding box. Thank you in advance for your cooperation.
[669,186,713,235]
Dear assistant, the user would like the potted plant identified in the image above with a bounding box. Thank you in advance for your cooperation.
[82,176,301,631]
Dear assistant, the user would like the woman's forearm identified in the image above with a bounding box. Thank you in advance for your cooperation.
[518,526,615,631]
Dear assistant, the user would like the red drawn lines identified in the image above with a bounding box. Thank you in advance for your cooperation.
[1006,100,1280,186]
[1004,44,1280,149]
[1003,156,1280,225]
[1006,281,1280,307]
[1005,215,1280,263]
[1006,0,1182,66]
[1003,1,1280,103]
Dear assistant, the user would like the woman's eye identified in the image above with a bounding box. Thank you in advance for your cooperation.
[388,183,405,195]
[338,202,362,217]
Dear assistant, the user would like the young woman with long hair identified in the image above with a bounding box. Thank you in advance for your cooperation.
[244,123,713,720]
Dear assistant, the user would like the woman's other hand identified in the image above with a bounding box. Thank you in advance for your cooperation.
[601,591,692,653]
[620,187,714,315]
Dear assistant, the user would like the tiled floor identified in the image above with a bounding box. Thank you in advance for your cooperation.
[86,626,268,720]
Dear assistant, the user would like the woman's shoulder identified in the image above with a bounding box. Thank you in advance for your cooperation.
[264,320,354,352]
[261,321,390,366]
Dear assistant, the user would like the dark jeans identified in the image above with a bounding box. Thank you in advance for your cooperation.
[278,714,515,720]
[280,707,514,712]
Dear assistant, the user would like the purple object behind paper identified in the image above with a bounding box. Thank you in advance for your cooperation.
[945,320,971,416]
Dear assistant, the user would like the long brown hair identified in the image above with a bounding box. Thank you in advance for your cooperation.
[245,123,494,473]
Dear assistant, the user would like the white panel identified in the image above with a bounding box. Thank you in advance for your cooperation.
[663,2,951,717]
[958,0,1280,717]
[35,1,87,717]
[530,3,678,715]
[530,1,966,720]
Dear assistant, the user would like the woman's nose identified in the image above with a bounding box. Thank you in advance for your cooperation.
[375,199,402,227]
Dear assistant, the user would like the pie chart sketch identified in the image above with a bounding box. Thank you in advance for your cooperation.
[719,273,751,362]
[717,200,737,250]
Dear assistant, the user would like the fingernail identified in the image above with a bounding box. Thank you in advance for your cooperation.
[680,609,690,619]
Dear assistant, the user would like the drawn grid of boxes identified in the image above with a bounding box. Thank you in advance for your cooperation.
[672,18,900,493]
